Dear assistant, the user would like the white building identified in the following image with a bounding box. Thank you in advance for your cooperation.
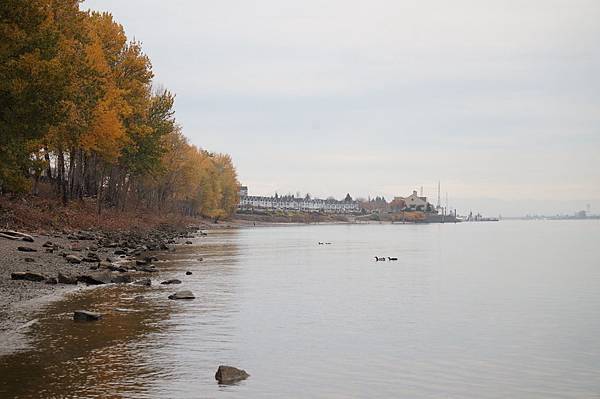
[238,188,359,214]
[396,190,436,212]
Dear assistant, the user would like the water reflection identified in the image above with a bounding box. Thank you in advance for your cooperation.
[0,230,241,399]
[2,223,600,398]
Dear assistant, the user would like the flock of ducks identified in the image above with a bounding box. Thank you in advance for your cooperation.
[374,256,398,261]
[317,242,397,261]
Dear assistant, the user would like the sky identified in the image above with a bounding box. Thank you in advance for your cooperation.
[83,0,600,216]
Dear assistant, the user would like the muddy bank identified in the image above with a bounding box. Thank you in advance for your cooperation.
[0,225,206,339]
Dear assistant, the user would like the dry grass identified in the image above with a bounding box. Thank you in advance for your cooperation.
[0,194,204,233]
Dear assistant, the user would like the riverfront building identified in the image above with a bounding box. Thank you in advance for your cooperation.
[238,187,359,214]
[394,190,436,212]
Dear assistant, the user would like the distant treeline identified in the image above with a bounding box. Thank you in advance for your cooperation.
[0,1,239,219]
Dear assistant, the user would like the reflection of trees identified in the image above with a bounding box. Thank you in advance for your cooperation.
[0,231,241,398]
[0,285,171,398]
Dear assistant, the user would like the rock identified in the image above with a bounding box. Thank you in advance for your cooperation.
[42,241,54,248]
[168,290,195,300]
[57,273,77,285]
[66,254,82,264]
[77,272,112,285]
[133,278,151,286]
[111,274,133,284]
[11,272,45,282]
[17,246,37,252]
[82,252,100,262]
[215,365,249,384]
[185,240,193,245]
[197,257,204,261]
[135,259,148,266]
[24,257,35,263]
[114,249,126,255]
[73,310,102,321]
[161,279,182,285]
[98,260,112,269]
[138,265,158,273]
[46,277,58,285]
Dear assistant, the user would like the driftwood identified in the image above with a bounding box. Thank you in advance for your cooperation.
[0,230,34,242]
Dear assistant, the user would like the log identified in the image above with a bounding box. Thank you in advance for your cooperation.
[0,230,34,242]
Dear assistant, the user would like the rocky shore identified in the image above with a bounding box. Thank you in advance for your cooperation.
[0,225,206,337]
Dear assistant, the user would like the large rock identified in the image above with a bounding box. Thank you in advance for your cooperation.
[77,272,112,285]
[161,279,182,285]
[11,272,45,282]
[168,290,195,300]
[57,273,77,284]
[73,310,102,321]
[66,254,82,264]
[215,365,250,384]
[111,274,133,284]
[17,246,37,252]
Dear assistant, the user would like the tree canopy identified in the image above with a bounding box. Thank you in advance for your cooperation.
[0,1,239,218]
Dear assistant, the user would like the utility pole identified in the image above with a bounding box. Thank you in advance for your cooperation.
[437,181,441,209]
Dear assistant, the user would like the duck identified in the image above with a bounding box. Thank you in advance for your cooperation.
[374,256,386,261]
[388,257,398,261]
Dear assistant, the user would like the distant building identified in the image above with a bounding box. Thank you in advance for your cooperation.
[394,190,436,213]
[238,187,359,214]
[239,185,248,197]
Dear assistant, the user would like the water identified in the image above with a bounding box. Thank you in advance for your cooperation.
[1,220,599,398]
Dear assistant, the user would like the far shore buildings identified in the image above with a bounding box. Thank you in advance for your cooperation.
[238,186,359,214]
[392,190,437,213]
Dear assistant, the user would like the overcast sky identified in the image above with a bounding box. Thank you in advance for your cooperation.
[84,0,600,216]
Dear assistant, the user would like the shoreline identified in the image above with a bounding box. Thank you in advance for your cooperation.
[0,216,469,352]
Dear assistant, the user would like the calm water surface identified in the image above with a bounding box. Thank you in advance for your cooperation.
[1,220,600,398]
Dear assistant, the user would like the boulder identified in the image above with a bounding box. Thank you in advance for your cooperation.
[161,279,182,285]
[111,274,133,284]
[57,273,77,285]
[73,310,101,321]
[168,290,195,300]
[77,272,112,285]
[17,246,37,252]
[11,272,45,282]
[133,278,151,286]
[215,365,250,384]
[66,255,82,264]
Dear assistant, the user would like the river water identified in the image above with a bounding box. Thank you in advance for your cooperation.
[1,220,599,398]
